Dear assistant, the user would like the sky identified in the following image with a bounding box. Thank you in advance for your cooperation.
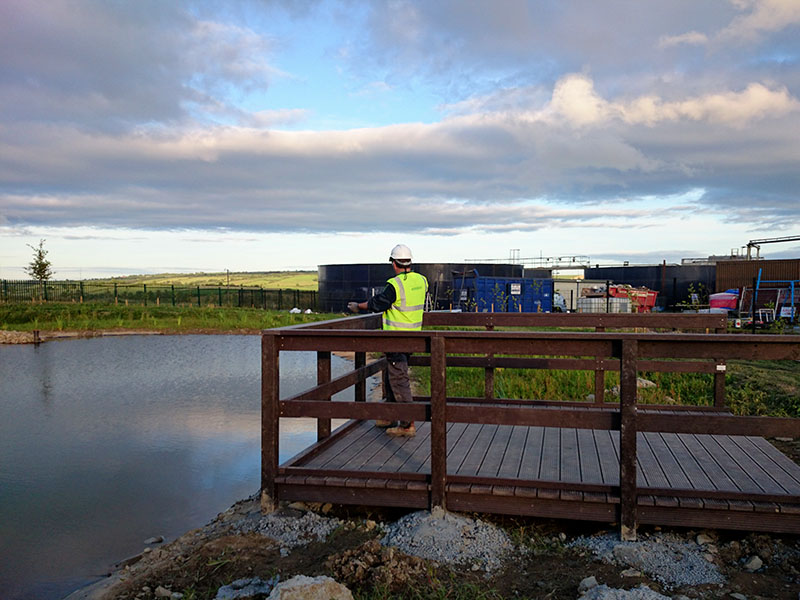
[1,0,799,279]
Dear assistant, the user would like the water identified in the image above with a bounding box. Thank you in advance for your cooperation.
[0,335,355,600]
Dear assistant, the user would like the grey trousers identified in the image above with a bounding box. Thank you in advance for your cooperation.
[385,352,413,427]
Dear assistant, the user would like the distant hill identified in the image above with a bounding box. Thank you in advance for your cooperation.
[96,271,318,291]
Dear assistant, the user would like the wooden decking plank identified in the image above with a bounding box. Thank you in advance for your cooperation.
[496,426,528,479]
[560,428,581,483]
[518,426,545,481]
[445,422,482,473]
[455,424,499,477]
[742,437,800,493]
[594,429,619,486]
[304,420,381,469]
[703,435,763,494]
[645,432,692,489]
[377,421,433,473]
[559,428,583,500]
[577,428,604,485]
[636,433,678,507]
[478,424,514,478]
[721,435,792,495]
[662,432,714,491]
[538,427,561,482]
[678,433,738,493]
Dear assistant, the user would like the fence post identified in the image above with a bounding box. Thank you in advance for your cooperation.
[114,283,118,305]
[619,338,638,541]
[278,289,282,310]
[80,281,84,303]
[430,334,447,510]
[218,287,222,307]
[171,285,175,307]
[317,351,332,440]
[197,286,201,307]
[261,333,280,513]
[143,284,147,306]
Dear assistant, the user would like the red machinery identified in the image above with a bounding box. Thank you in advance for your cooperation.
[608,285,659,313]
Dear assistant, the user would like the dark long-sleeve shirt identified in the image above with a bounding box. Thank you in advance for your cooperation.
[366,282,396,313]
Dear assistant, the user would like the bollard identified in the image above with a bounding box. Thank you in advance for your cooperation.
[33,330,41,345]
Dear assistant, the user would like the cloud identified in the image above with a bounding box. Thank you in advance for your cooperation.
[1,0,799,245]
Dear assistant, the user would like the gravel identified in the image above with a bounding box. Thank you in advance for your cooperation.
[234,509,342,555]
[380,507,514,572]
[579,584,671,599]
[570,532,726,589]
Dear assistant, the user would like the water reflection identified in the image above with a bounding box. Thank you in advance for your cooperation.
[0,335,357,600]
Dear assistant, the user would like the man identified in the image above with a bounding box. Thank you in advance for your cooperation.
[348,244,428,437]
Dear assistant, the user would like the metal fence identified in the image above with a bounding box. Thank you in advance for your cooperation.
[0,280,317,311]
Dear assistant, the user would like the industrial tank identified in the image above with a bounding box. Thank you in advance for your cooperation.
[318,262,523,312]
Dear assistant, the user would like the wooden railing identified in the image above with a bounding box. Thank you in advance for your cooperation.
[261,312,799,539]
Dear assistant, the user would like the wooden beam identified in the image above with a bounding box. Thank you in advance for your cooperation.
[261,333,280,513]
[430,335,447,510]
[619,338,638,541]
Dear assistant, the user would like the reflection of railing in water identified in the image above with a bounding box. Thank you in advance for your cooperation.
[261,312,800,539]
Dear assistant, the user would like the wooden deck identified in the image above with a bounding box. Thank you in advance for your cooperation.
[262,313,800,537]
[277,418,800,533]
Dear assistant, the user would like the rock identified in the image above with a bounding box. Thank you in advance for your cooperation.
[743,555,763,572]
[696,533,713,545]
[586,394,596,402]
[730,593,747,600]
[559,532,567,542]
[216,576,279,599]
[288,502,309,511]
[579,576,598,592]
[267,575,352,600]
[144,536,164,544]
[637,378,657,388]
[155,586,173,598]
[775,437,793,442]
[171,594,184,600]
[321,503,333,514]
[364,519,377,531]
[703,553,715,562]
[621,568,642,577]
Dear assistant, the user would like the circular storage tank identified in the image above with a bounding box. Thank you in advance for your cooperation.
[576,297,631,313]
[318,262,523,312]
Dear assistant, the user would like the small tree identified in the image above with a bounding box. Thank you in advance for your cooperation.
[24,239,54,281]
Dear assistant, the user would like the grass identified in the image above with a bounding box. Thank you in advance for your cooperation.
[95,270,318,290]
[411,358,800,419]
[0,302,339,333]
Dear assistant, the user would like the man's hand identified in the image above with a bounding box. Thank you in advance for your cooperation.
[347,302,360,313]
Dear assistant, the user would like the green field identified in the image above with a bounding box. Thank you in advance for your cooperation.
[0,302,338,333]
[96,271,318,290]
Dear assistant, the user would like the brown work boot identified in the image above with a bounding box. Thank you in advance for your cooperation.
[386,423,416,437]
[375,420,395,428]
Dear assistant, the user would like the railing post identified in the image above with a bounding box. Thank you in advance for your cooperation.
[261,333,280,513]
[714,361,726,408]
[484,323,494,400]
[619,338,638,541]
[594,326,606,404]
[430,334,447,510]
[317,351,332,440]
[355,352,366,402]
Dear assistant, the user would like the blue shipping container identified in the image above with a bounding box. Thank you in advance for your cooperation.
[451,271,553,312]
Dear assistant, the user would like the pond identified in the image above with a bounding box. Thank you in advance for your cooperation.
[0,335,359,600]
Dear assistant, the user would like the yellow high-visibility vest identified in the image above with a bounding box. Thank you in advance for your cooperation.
[383,271,428,331]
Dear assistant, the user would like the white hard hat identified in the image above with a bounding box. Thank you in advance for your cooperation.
[389,244,413,264]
